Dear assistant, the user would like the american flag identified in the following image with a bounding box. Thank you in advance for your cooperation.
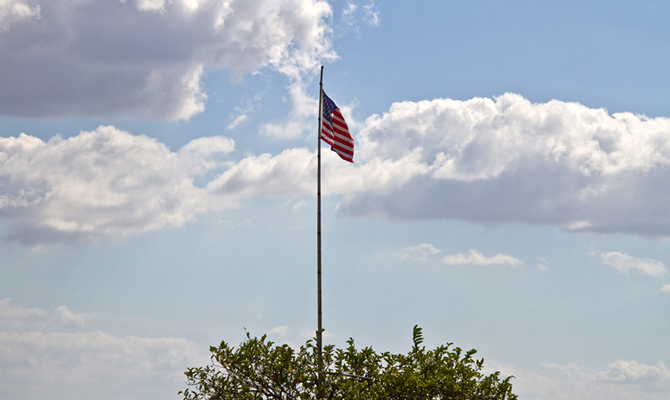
[321,90,354,163]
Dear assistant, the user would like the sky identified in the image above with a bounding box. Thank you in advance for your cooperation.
[1,0,670,399]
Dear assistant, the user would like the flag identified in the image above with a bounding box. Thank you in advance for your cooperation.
[321,90,354,163]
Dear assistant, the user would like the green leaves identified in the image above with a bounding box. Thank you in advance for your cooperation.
[412,325,424,352]
[181,327,517,400]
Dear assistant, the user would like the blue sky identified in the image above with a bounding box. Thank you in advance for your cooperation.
[2,1,670,399]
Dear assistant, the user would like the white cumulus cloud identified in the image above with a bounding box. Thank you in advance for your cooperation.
[50,305,95,327]
[337,93,670,238]
[600,252,666,277]
[489,360,670,400]
[398,243,442,261]
[10,93,670,246]
[0,298,94,331]
[0,0,335,119]
[178,135,236,175]
[442,249,524,267]
[0,298,47,329]
[0,299,208,400]
[0,331,205,400]
[597,360,670,384]
[0,126,237,245]
[260,82,320,139]
[596,360,670,392]
[267,325,290,337]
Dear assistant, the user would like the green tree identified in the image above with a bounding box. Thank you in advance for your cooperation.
[180,326,517,400]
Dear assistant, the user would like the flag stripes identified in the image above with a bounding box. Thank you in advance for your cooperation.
[321,90,354,163]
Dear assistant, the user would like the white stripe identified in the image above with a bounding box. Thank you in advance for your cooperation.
[334,142,353,151]
[333,130,351,139]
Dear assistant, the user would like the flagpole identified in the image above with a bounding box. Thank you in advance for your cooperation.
[316,65,324,399]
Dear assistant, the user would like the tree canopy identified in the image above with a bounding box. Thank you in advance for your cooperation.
[180,326,517,400]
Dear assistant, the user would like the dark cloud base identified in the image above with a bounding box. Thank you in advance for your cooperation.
[337,163,670,239]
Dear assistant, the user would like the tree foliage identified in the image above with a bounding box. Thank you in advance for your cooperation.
[180,326,517,400]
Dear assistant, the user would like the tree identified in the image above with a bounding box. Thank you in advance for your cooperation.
[180,326,517,400]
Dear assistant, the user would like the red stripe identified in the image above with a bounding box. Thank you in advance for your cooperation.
[333,147,353,158]
[332,143,353,157]
[331,116,348,128]
[332,124,352,137]
[332,111,349,127]
[332,109,346,121]
[333,131,353,144]
[332,120,349,133]
[331,114,348,126]
[333,127,349,138]
[334,144,353,155]
[334,139,353,151]
[332,139,353,152]
[333,136,353,150]
[333,149,353,162]
[332,125,351,138]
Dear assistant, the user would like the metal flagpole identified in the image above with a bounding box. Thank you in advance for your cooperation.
[316,65,324,399]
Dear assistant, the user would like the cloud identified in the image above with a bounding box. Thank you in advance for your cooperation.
[442,249,524,267]
[396,244,523,266]
[488,360,670,400]
[291,200,307,212]
[0,126,236,245]
[342,2,358,26]
[0,0,39,30]
[206,142,428,200]
[0,298,47,329]
[265,325,334,349]
[208,147,317,198]
[363,1,380,27]
[337,0,379,35]
[137,0,169,13]
[662,284,670,293]
[267,325,289,337]
[0,331,206,400]
[260,82,319,139]
[600,252,666,277]
[336,93,670,238]
[178,135,236,175]
[398,243,441,261]
[227,114,249,130]
[597,360,670,392]
[1,124,359,246]
[50,305,95,327]
[0,298,93,330]
[227,95,262,130]
[0,125,356,246]
[11,92,670,246]
[0,0,335,119]
[0,298,208,400]
[597,360,670,384]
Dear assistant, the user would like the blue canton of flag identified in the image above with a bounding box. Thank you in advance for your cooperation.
[321,90,354,163]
